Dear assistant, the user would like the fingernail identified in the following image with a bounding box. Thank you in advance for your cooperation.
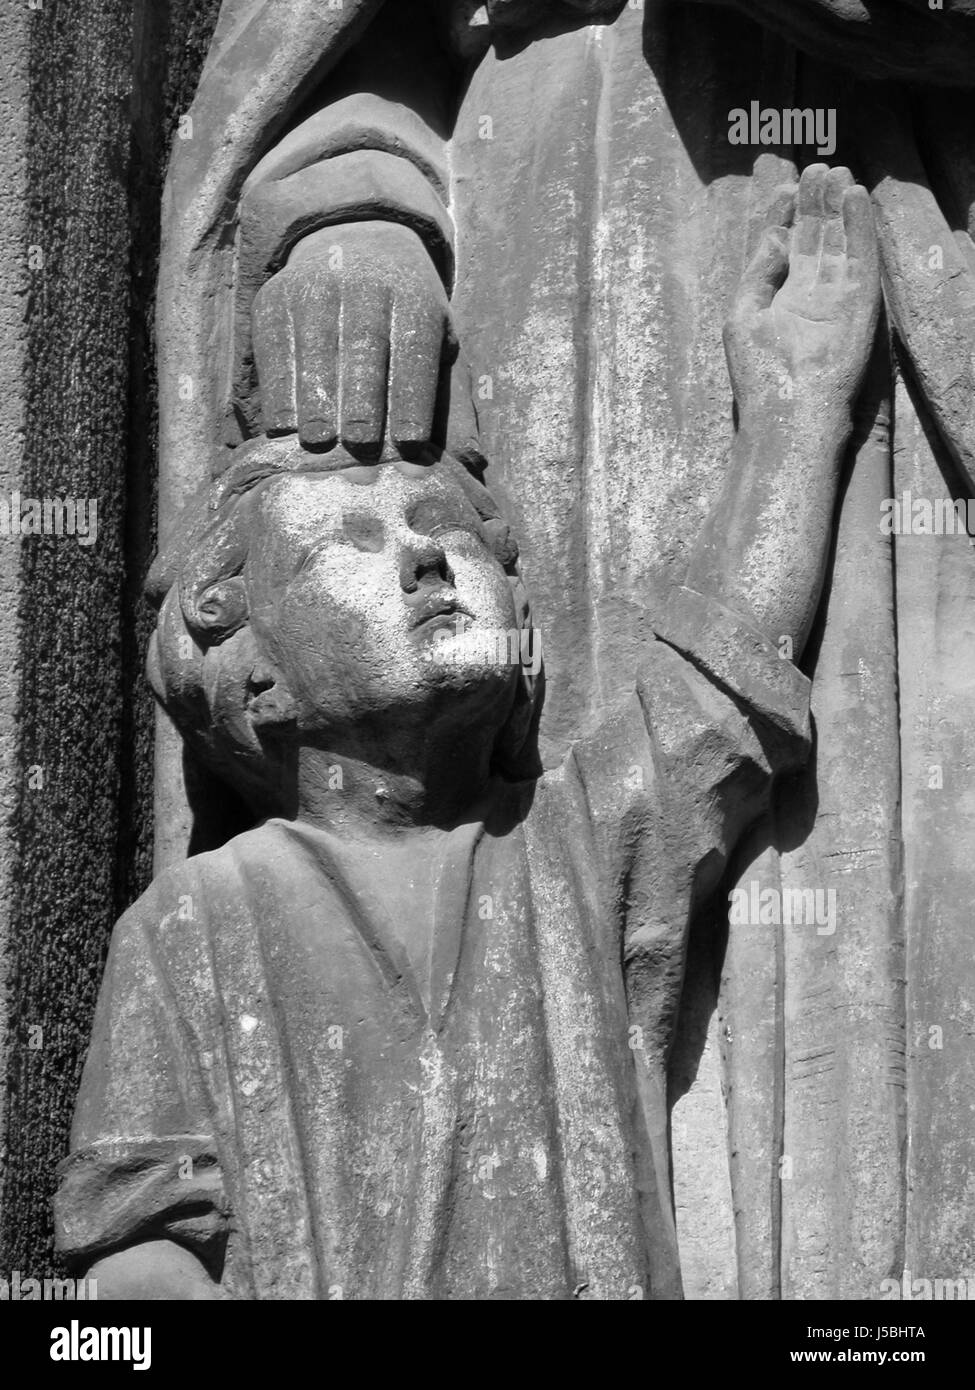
[393,423,427,445]
[265,416,296,436]
[341,420,379,445]
[300,419,337,448]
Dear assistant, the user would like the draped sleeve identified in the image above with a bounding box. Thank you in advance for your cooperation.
[564,584,811,1067]
[572,583,811,903]
[54,868,230,1278]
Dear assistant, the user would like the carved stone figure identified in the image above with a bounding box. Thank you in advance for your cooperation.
[55,166,880,1298]
[54,0,975,1296]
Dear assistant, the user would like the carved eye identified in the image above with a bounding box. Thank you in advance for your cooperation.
[296,517,384,573]
[407,497,484,544]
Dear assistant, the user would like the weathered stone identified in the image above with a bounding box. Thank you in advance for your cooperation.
[1,0,974,1299]
[59,63,882,1288]
[0,0,221,1282]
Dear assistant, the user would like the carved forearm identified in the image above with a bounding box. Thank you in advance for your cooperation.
[702,166,879,655]
[685,406,851,658]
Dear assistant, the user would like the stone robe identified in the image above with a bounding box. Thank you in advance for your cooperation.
[56,594,808,1299]
[147,0,975,1295]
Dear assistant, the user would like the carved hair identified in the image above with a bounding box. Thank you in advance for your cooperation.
[146,440,542,817]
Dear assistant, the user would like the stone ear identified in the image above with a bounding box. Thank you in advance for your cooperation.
[483,517,519,569]
[185,575,249,644]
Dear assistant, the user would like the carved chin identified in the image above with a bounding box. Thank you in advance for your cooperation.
[418,624,524,677]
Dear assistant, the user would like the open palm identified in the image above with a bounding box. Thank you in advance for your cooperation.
[724,164,881,416]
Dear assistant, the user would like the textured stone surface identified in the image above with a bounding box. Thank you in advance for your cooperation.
[0,0,133,1281]
[3,0,975,1296]
[0,0,220,1279]
[55,0,890,1292]
[893,367,975,1280]
[0,0,30,1264]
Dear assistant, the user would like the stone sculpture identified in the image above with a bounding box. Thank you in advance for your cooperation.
[53,0,975,1297]
[55,163,880,1298]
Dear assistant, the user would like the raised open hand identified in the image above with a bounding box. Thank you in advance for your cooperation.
[724,164,881,420]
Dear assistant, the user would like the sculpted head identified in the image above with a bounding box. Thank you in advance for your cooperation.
[147,439,541,818]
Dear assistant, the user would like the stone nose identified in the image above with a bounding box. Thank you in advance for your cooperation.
[398,538,453,594]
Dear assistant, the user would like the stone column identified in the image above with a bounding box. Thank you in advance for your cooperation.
[0,0,219,1282]
[0,0,30,1276]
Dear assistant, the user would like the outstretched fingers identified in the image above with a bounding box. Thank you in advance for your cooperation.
[765,183,797,235]
[822,166,855,261]
[789,164,878,295]
[295,277,340,449]
[795,163,831,256]
[733,223,791,321]
[253,278,298,435]
[731,187,795,321]
[388,293,450,453]
[842,183,880,289]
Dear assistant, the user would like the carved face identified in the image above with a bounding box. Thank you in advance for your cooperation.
[244,459,521,741]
